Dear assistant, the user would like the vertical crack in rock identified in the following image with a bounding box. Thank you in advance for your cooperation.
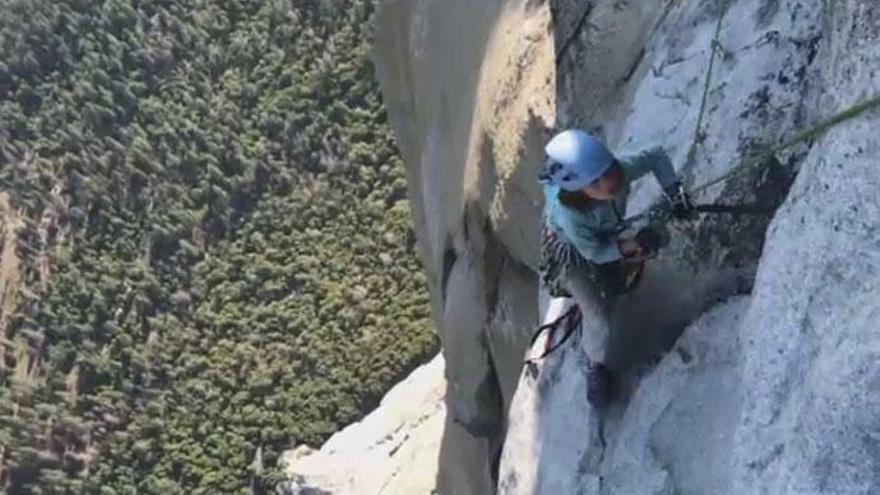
[441,241,458,303]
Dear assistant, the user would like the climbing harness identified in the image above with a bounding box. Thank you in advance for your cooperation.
[540,225,585,298]
[540,225,645,298]
[534,226,645,364]
[525,303,582,364]
[533,201,762,363]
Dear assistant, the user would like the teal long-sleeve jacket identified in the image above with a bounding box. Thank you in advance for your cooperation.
[543,146,679,264]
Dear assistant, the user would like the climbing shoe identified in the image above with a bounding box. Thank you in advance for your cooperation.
[587,362,612,409]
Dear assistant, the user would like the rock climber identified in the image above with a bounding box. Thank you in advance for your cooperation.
[537,129,692,408]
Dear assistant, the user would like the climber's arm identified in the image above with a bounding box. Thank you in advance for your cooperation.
[619,146,680,190]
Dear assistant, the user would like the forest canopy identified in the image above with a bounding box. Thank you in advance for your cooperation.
[0,0,436,493]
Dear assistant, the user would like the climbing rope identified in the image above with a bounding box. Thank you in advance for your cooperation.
[619,94,880,229]
[537,4,880,364]
[690,94,880,195]
[682,0,880,195]
[526,304,583,364]
[684,0,733,171]
[628,0,880,223]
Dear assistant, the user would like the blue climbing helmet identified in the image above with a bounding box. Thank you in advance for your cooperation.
[539,130,616,191]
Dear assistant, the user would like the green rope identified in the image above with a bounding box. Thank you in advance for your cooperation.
[691,94,880,194]
[622,0,880,222]
[684,0,733,171]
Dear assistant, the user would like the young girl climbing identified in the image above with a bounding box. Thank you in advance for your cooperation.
[537,129,692,407]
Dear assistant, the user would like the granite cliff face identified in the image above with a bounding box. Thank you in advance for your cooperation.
[287,0,880,493]
[280,356,446,495]
[375,1,554,491]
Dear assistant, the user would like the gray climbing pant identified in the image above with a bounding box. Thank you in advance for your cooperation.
[560,264,614,364]
[541,224,644,364]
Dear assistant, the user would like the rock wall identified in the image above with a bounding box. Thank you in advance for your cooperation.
[280,356,445,495]
[375,0,880,493]
[375,1,555,492]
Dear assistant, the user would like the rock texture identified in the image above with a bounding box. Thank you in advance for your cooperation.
[731,6,880,490]
[375,1,555,492]
[280,355,445,495]
[500,297,750,494]
[373,0,880,493]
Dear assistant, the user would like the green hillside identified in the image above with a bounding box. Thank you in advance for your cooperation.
[0,0,436,493]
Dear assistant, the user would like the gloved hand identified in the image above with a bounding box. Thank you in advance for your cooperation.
[634,226,669,257]
[664,183,694,220]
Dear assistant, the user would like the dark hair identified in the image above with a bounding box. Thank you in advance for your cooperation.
[557,161,622,211]
[558,189,594,210]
